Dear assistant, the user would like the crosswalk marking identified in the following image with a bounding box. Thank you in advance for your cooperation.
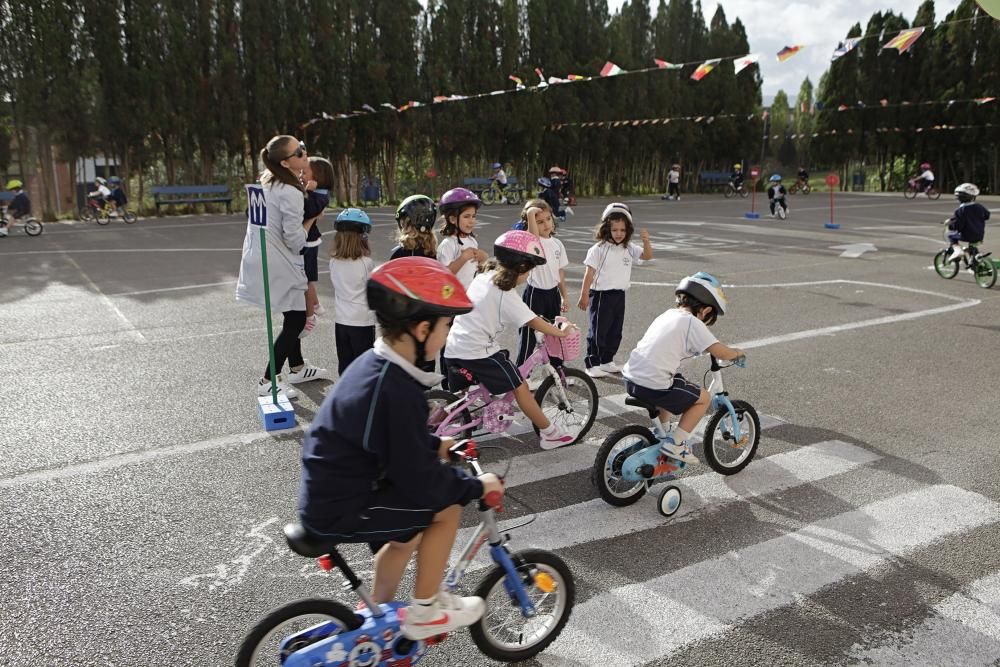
[539,485,1000,666]
[458,440,880,563]
[844,571,1000,665]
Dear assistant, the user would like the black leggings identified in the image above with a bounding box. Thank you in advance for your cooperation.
[264,310,306,379]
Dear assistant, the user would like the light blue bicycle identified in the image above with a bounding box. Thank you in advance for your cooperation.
[592,355,760,517]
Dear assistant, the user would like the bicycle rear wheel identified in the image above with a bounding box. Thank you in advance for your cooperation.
[934,250,959,279]
[738,187,749,199]
[235,598,361,667]
[506,188,522,205]
[122,209,138,224]
[470,549,575,662]
[974,257,997,289]
[724,185,735,199]
[592,425,652,506]
[426,389,472,437]
[928,187,941,201]
[96,211,111,225]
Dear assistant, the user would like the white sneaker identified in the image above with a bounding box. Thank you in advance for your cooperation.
[257,377,298,399]
[948,246,965,262]
[401,591,485,641]
[659,437,699,465]
[540,425,575,450]
[585,366,608,378]
[599,362,622,374]
[286,363,331,384]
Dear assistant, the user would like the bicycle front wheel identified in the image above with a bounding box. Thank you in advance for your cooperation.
[903,186,917,200]
[724,185,735,199]
[934,250,959,279]
[974,257,997,289]
[533,368,598,444]
[776,205,787,220]
[235,598,361,667]
[79,207,95,223]
[701,400,760,475]
[122,209,138,223]
[471,549,575,662]
[24,218,43,236]
[480,187,496,206]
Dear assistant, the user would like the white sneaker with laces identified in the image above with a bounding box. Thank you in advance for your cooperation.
[286,363,331,384]
[948,246,965,262]
[401,591,485,641]
[659,437,699,465]
[599,361,622,374]
[257,377,298,399]
[585,366,608,379]
[540,425,575,450]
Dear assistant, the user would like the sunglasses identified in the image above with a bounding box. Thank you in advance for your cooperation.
[285,142,307,159]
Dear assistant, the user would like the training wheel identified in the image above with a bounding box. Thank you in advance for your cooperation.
[657,485,682,518]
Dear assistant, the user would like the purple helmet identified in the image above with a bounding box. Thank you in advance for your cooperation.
[438,187,481,216]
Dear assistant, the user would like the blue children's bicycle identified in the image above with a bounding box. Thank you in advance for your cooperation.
[592,355,760,517]
[236,440,575,666]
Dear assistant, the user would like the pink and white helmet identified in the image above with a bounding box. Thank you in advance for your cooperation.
[494,230,546,267]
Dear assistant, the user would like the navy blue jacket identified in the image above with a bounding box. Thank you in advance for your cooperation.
[389,245,428,260]
[952,202,990,243]
[303,191,329,243]
[299,349,483,533]
[7,192,30,217]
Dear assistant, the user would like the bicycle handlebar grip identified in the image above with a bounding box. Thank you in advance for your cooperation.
[483,491,503,508]
[735,356,747,368]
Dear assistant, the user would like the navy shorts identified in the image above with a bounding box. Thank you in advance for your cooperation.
[303,246,320,282]
[625,374,703,414]
[445,350,524,395]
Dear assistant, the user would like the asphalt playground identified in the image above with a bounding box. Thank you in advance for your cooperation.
[1,190,999,666]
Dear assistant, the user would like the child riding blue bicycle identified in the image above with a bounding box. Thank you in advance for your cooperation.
[943,182,990,264]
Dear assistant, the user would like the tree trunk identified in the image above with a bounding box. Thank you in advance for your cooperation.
[34,126,57,220]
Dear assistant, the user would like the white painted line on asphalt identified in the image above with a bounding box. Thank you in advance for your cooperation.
[540,485,1000,667]
[461,440,882,564]
[64,256,146,343]
[844,571,1000,665]
[0,430,286,489]
[0,247,241,256]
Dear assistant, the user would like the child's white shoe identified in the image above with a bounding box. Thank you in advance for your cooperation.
[659,436,699,465]
[401,591,485,640]
[286,362,331,384]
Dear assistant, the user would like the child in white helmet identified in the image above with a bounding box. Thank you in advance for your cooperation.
[944,183,990,263]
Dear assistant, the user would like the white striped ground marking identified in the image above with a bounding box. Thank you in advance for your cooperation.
[538,485,1000,666]
[458,440,879,563]
[844,571,1000,665]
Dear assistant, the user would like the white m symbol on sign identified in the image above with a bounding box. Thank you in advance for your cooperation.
[246,185,267,227]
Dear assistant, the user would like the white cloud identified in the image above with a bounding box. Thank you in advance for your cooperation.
[612,0,961,98]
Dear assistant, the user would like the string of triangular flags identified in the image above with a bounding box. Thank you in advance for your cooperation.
[300,13,983,128]
[810,95,996,114]
[547,95,995,130]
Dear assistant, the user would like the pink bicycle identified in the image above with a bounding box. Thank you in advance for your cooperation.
[428,319,599,445]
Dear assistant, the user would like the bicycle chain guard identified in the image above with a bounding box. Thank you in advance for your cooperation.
[481,400,515,433]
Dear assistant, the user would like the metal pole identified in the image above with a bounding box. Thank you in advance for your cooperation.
[259,226,279,404]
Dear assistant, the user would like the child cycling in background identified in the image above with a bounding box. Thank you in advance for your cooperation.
[107,176,127,216]
[915,162,935,193]
[391,194,438,260]
[944,183,990,263]
[730,163,744,191]
[491,162,509,204]
[578,202,653,378]
[767,174,788,217]
[622,272,745,466]
[1,179,30,237]
[796,166,809,189]
[444,229,576,450]
[329,208,376,376]
[298,257,503,641]
[299,156,335,336]
[88,177,112,213]
[514,199,569,372]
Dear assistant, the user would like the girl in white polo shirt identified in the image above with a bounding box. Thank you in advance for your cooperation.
[577,202,653,378]
[515,199,569,368]
[329,208,376,376]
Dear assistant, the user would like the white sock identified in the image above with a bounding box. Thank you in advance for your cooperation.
[655,419,672,437]
[541,423,557,435]
[673,428,691,445]
[412,595,435,606]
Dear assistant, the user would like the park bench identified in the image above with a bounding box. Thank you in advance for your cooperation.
[697,171,733,192]
[151,185,233,214]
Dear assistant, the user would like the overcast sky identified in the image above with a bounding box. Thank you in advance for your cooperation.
[610,0,963,99]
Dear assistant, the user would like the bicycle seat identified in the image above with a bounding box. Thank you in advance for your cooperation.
[283,522,340,558]
[624,396,659,419]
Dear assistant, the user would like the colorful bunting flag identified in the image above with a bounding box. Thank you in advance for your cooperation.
[654,58,683,70]
[690,58,721,81]
[567,74,587,81]
[976,96,996,104]
[882,27,924,53]
[880,98,889,107]
[837,104,849,111]
[800,101,807,113]
[508,75,523,87]
[831,38,861,62]
[733,54,760,75]
[432,96,449,104]
[534,68,546,82]
[776,45,804,62]
[361,104,376,113]
[600,61,624,77]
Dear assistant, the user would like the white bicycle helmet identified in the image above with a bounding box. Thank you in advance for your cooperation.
[954,182,979,203]
[676,272,728,319]
[601,202,632,224]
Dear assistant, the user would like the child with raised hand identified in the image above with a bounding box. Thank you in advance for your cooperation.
[445,230,577,450]
[391,194,438,260]
[298,257,503,640]
[329,208,376,376]
[515,199,569,370]
[436,187,488,288]
[299,156,335,338]
[578,202,653,378]
[622,272,744,467]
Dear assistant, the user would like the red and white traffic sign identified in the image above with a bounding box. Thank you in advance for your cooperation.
[750,165,761,180]
[826,172,840,187]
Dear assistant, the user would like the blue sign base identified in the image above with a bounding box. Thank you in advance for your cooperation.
[258,395,297,431]
[824,222,840,229]
[744,212,760,219]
